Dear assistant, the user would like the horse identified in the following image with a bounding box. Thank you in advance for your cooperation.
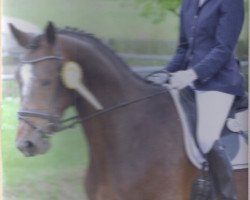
[9,22,248,200]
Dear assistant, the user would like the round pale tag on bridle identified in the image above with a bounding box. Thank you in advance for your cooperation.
[61,61,103,110]
[61,61,82,89]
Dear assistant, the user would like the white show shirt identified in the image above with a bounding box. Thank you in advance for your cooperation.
[199,0,206,7]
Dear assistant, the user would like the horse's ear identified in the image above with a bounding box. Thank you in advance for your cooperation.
[45,21,56,45]
[9,23,32,47]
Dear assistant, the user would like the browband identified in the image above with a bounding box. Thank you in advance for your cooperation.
[21,56,64,64]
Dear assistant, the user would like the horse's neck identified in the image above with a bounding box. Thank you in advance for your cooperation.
[78,91,184,177]
[62,36,183,171]
[64,35,155,107]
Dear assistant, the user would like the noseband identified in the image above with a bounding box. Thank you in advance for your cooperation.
[18,55,170,137]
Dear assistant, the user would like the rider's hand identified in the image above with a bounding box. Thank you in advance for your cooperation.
[169,69,198,90]
[146,70,169,85]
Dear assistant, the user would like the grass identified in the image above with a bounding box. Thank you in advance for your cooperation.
[2,98,89,200]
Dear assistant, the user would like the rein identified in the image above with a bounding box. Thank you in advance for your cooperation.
[55,88,169,132]
[18,56,169,136]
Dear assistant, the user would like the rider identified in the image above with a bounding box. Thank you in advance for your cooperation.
[164,0,245,199]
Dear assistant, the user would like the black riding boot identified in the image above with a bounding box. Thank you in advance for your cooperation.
[206,140,238,200]
[190,163,212,200]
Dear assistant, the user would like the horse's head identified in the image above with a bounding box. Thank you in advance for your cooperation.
[9,22,76,156]
[10,21,129,156]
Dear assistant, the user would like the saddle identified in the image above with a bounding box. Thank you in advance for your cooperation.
[172,86,248,170]
[145,70,248,169]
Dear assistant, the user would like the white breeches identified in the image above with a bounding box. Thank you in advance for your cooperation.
[195,90,235,153]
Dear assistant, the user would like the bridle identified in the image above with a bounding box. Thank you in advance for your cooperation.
[18,55,64,136]
[18,55,169,137]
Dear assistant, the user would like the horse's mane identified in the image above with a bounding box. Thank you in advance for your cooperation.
[29,26,154,85]
[59,27,129,69]
[58,27,154,84]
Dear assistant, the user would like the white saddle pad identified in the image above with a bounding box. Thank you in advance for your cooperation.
[166,86,248,170]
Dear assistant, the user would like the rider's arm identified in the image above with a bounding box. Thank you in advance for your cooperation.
[166,5,189,73]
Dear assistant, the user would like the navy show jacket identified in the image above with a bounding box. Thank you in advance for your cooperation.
[166,0,245,96]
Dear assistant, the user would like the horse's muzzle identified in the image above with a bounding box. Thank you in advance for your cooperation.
[16,140,36,156]
[16,125,51,157]
[16,138,51,157]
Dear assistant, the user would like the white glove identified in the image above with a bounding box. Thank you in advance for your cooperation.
[169,69,198,90]
[146,71,169,85]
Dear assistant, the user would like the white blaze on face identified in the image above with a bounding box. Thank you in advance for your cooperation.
[20,64,34,96]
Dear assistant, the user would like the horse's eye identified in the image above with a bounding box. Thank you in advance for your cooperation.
[41,80,51,86]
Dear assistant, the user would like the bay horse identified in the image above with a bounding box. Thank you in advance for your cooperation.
[10,22,247,200]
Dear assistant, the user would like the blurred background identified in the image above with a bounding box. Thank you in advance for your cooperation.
[2,0,248,199]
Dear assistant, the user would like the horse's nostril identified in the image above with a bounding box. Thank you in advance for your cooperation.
[24,141,34,149]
